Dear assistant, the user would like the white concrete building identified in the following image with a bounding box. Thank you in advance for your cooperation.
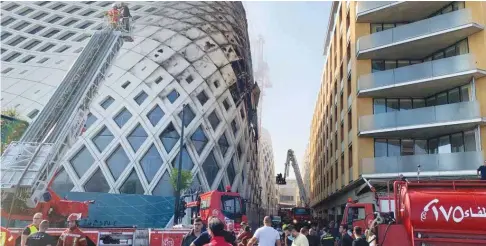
[1,1,261,206]
[259,128,279,215]
[278,179,298,206]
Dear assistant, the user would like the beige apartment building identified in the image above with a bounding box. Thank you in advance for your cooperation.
[309,1,486,222]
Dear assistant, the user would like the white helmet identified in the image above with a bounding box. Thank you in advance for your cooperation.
[112,3,118,8]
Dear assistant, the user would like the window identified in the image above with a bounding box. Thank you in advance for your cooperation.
[1,17,15,26]
[20,55,35,63]
[62,19,78,27]
[1,32,12,40]
[66,7,81,14]
[75,34,90,42]
[373,99,386,114]
[85,113,97,129]
[374,139,387,157]
[197,91,209,106]
[51,3,66,10]
[106,145,129,180]
[47,16,63,24]
[464,130,476,152]
[77,22,93,29]
[37,1,50,6]
[120,169,144,194]
[84,168,110,193]
[99,1,113,7]
[51,168,74,195]
[8,36,26,46]
[146,105,164,126]
[134,91,148,105]
[145,7,157,12]
[4,3,19,11]
[17,8,34,16]
[223,99,231,111]
[1,68,13,74]
[3,52,21,62]
[219,133,230,156]
[159,123,180,152]
[113,108,132,128]
[191,126,208,155]
[171,145,194,170]
[127,124,148,152]
[37,58,49,64]
[13,21,30,31]
[43,29,60,38]
[28,26,45,34]
[55,46,70,53]
[92,126,114,152]
[227,159,236,185]
[121,81,131,89]
[208,111,221,130]
[69,146,94,178]
[140,144,163,183]
[167,89,179,103]
[58,32,75,41]
[100,96,114,109]
[32,12,48,20]
[231,120,238,135]
[23,40,41,50]
[202,151,220,187]
[153,171,174,196]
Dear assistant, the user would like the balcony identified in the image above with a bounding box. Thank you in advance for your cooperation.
[347,95,353,109]
[359,101,481,138]
[356,1,452,23]
[348,129,353,145]
[361,151,484,178]
[357,9,484,60]
[358,54,486,98]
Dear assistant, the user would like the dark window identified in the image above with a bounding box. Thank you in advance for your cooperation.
[20,55,35,63]
[81,9,96,16]
[77,22,93,29]
[178,106,195,127]
[51,168,74,195]
[152,171,174,196]
[67,7,81,14]
[208,111,220,130]
[32,12,48,20]
[464,130,476,152]
[219,133,230,156]
[23,40,41,50]
[13,21,30,31]
[448,88,460,104]
[92,126,114,152]
[373,99,386,114]
[387,139,400,156]
[227,158,236,185]
[451,132,464,153]
[69,146,94,178]
[28,26,45,34]
[27,109,40,119]
[223,99,231,111]
[231,120,238,135]
[120,169,144,194]
[197,91,209,105]
[51,3,66,10]
[39,43,55,52]
[159,123,180,153]
[127,124,148,152]
[147,105,164,126]
[202,151,220,187]
[400,139,414,156]
[374,139,387,157]
[55,46,70,53]
[191,126,208,155]
[62,19,78,27]
[400,99,412,110]
[47,16,63,24]
[167,89,179,103]
[58,32,75,41]
[1,32,12,40]
[113,108,132,128]
[145,7,157,12]
[134,91,148,105]
[85,113,97,129]
[43,29,60,38]
[84,168,110,193]
[4,3,19,11]
[3,52,21,62]
[171,145,194,170]
[100,96,114,109]
[1,17,15,26]
[106,145,129,180]
[386,99,399,112]
[414,140,427,155]
[8,36,26,46]
[37,58,49,64]
[121,81,130,89]
[75,34,90,42]
[1,68,13,74]
[140,144,163,183]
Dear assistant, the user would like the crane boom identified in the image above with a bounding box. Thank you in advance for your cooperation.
[284,149,310,207]
[0,28,126,211]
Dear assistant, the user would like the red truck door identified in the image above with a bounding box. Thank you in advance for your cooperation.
[343,203,374,231]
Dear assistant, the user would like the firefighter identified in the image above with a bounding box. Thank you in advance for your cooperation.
[106,3,120,28]
[57,214,88,246]
[21,212,43,246]
[0,227,14,246]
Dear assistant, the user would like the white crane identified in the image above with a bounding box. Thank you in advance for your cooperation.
[281,149,310,207]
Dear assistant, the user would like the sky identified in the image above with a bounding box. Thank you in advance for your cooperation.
[244,2,332,178]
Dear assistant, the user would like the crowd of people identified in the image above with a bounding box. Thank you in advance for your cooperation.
[182,216,374,246]
[5,212,89,246]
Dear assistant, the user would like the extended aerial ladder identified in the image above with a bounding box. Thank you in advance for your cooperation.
[0,20,132,224]
[279,149,310,207]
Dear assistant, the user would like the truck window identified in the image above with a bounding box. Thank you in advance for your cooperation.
[347,206,366,225]
[221,195,242,219]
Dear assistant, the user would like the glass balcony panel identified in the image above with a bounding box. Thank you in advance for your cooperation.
[359,54,477,92]
[359,101,480,132]
[358,9,474,52]
[361,151,482,176]
[356,1,397,15]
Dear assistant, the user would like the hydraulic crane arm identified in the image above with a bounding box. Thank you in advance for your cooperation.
[0,28,127,219]
[284,149,310,207]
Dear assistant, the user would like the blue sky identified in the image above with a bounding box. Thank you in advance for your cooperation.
[244,2,332,178]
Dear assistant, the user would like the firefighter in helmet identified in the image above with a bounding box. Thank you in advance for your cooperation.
[57,213,88,246]
[106,3,120,28]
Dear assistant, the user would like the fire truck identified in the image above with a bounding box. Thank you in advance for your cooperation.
[342,179,486,245]
[276,150,314,227]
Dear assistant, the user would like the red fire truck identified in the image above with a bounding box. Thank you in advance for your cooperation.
[342,180,486,245]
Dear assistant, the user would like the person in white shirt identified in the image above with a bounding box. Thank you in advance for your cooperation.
[247,216,281,246]
[289,225,309,246]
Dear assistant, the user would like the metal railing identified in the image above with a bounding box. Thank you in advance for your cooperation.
[359,101,480,133]
[361,151,484,176]
[358,54,478,91]
[357,8,474,52]
[356,1,397,15]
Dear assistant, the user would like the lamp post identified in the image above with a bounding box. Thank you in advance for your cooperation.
[173,104,186,225]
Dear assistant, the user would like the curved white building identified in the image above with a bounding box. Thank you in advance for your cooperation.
[259,128,278,215]
[1,1,259,202]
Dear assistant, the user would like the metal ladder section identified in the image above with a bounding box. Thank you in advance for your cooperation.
[0,29,124,208]
[285,149,310,207]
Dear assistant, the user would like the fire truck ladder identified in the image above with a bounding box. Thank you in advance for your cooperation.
[0,29,125,211]
[284,149,310,207]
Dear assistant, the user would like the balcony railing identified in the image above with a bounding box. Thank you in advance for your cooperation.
[358,54,478,93]
[347,95,353,109]
[361,151,484,177]
[341,141,345,153]
[356,1,397,15]
[357,9,475,53]
[359,101,480,133]
[341,109,345,122]
[348,129,353,145]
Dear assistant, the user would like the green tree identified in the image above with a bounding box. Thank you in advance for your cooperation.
[170,168,193,192]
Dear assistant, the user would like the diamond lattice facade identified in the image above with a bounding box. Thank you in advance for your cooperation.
[1,1,261,219]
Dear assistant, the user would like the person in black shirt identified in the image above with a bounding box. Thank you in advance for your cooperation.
[352,226,368,246]
[26,220,55,246]
[339,225,353,246]
[477,161,486,180]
